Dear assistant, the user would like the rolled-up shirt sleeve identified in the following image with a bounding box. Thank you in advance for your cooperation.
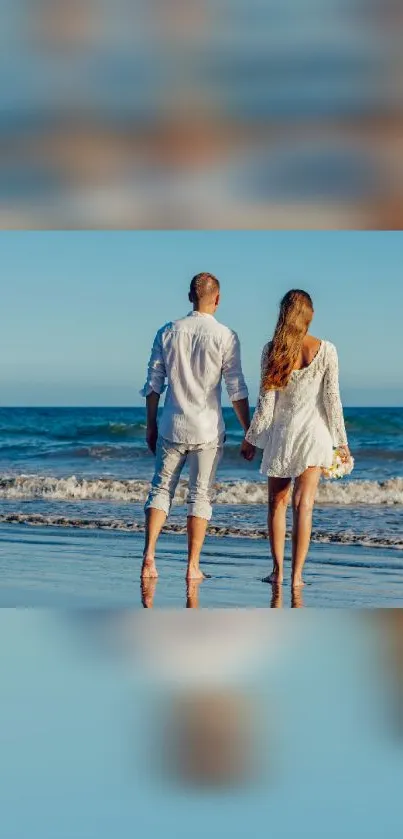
[140,328,167,397]
[222,331,249,402]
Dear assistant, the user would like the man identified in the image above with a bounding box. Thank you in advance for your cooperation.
[140,272,254,581]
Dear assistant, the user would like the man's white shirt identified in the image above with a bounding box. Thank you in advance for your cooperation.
[141,311,248,445]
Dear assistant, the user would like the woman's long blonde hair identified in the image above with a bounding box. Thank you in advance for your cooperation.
[262,289,314,391]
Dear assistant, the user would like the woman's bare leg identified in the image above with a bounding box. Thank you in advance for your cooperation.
[291,467,321,587]
[264,478,292,583]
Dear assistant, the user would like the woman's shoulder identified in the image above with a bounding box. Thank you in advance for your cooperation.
[309,337,337,353]
[321,339,338,354]
[318,340,339,368]
[260,341,272,366]
[306,334,323,349]
[305,337,338,369]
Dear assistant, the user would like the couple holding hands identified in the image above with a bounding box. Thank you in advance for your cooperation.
[141,273,350,588]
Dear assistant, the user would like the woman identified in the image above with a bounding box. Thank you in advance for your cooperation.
[241,289,350,588]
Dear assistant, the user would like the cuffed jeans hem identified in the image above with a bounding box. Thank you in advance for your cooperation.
[187,503,213,521]
[230,390,249,402]
[144,498,170,516]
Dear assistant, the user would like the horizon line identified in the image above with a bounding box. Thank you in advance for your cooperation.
[0,404,402,411]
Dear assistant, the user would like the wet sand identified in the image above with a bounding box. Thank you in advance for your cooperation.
[0,524,402,608]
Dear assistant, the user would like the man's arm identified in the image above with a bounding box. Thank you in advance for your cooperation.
[236,399,256,461]
[222,332,255,461]
[232,398,251,435]
[222,331,249,405]
[140,328,167,454]
[146,391,160,454]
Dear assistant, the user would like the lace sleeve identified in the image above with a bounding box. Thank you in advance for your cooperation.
[245,343,276,448]
[322,342,348,447]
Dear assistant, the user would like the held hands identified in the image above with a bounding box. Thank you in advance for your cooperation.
[240,438,256,462]
[147,425,256,460]
[146,423,158,455]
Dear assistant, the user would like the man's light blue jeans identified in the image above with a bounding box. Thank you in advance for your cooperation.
[145,437,224,521]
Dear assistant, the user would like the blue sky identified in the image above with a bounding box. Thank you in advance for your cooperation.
[1,231,402,406]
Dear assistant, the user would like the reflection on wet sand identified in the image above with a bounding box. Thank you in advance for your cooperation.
[141,577,204,608]
[141,577,306,608]
[270,584,304,608]
[291,588,304,609]
[186,579,202,609]
[141,578,158,608]
[270,584,283,609]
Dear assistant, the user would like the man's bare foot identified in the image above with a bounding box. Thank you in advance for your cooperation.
[292,576,305,588]
[262,570,284,584]
[186,565,210,581]
[141,553,158,579]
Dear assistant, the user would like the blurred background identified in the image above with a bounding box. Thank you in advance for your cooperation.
[0,610,402,838]
[1,0,403,229]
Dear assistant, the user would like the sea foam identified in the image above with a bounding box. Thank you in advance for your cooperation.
[1,473,403,505]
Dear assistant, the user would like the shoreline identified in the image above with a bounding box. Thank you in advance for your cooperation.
[1,524,402,608]
[0,513,402,551]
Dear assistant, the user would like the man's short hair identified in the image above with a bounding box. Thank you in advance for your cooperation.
[189,273,220,303]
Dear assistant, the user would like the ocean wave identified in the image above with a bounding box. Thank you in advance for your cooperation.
[0,421,146,442]
[1,473,403,505]
[345,414,403,436]
[353,448,403,461]
[0,512,402,550]
[1,407,402,445]
[0,442,152,462]
[57,422,147,441]
[2,441,403,467]
[42,445,147,460]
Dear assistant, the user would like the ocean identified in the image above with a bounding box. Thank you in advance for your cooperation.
[0,405,402,552]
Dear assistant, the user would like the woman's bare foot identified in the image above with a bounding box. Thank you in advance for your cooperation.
[292,575,305,588]
[141,553,158,579]
[262,568,284,584]
[186,564,210,581]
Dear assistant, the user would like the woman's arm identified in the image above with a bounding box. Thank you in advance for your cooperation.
[244,344,276,449]
[322,343,348,448]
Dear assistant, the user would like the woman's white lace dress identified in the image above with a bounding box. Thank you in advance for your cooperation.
[246,340,348,478]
